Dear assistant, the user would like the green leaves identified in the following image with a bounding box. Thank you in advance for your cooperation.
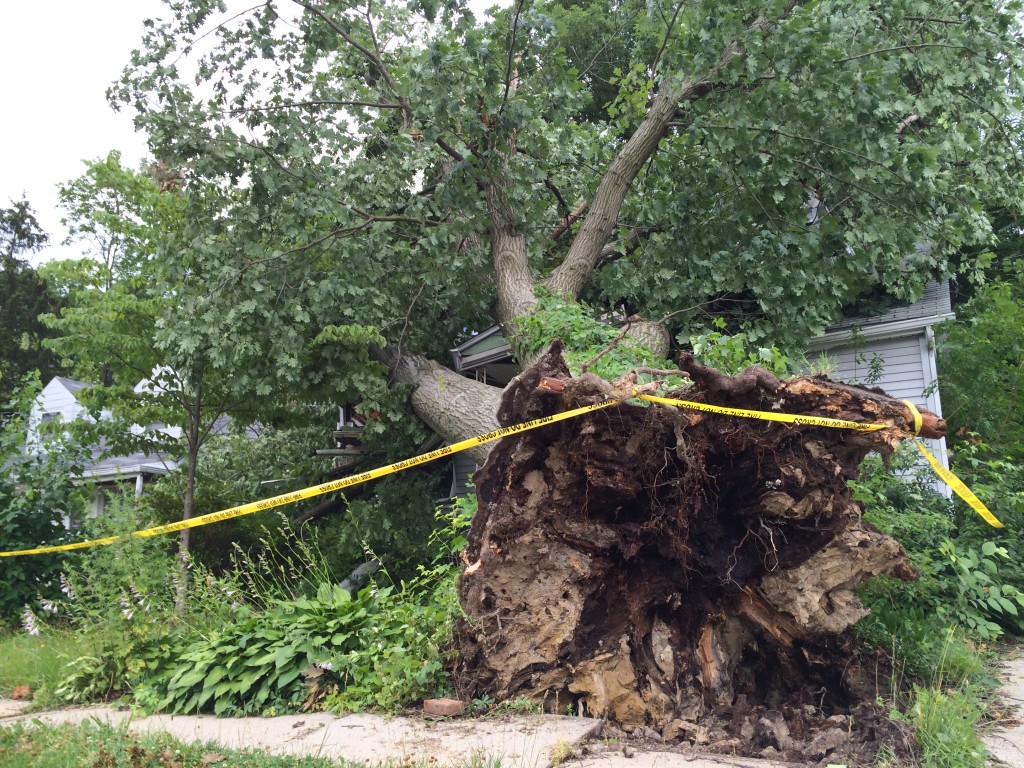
[135,586,379,716]
[131,572,456,716]
[0,376,89,622]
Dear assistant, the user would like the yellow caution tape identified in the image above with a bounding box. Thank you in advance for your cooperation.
[902,399,923,436]
[0,398,620,557]
[642,393,1003,529]
[637,394,886,432]
[910,438,1003,528]
[901,398,1001,527]
[1,387,1006,556]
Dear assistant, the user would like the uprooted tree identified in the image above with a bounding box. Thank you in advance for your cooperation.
[105,0,1019,714]
[115,0,1023,460]
[457,342,942,730]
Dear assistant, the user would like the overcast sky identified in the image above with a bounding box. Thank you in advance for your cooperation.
[1,1,169,264]
[1,1,503,268]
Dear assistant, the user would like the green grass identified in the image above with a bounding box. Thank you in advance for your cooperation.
[0,630,94,700]
[0,721,350,768]
[910,685,990,768]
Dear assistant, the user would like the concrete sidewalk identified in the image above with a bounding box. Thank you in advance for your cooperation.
[0,703,798,768]
[985,644,1024,767]
[2,705,603,768]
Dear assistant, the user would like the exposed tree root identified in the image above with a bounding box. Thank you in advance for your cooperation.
[455,341,935,762]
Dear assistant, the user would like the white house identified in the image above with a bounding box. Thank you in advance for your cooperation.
[27,376,180,517]
[806,280,954,490]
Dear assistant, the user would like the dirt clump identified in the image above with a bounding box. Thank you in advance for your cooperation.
[455,341,933,761]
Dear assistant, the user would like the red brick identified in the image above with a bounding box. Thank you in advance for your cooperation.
[423,698,466,717]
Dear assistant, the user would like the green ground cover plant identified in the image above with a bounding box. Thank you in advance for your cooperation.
[45,502,471,716]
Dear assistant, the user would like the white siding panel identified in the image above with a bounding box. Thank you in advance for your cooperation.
[820,336,927,397]
[27,379,89,451]
[810,330,950,495]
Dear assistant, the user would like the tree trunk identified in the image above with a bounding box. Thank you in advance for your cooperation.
[175,387,202,612]
[456,342,926,739]
[380,346,503,465]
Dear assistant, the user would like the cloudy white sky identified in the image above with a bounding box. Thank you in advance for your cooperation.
[1,1,169,263]
[1,1,503,267]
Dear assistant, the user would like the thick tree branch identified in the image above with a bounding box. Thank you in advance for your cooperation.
[904,15,964,25]
[487,178,536,327]
[543,7,800,299]
[374,345,502,464]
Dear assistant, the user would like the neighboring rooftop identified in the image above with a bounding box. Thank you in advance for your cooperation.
[828,280,953,331]
[53,376,90,394]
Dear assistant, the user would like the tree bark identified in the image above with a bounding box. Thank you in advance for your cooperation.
[487,180,537,330]
[379,346,503,465]
[176,382,203,612]
[543,7,803,301]
[456,343,925,737]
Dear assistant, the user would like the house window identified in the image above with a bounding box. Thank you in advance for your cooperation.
[41,412,56,423]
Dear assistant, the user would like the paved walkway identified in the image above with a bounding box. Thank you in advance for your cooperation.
[5,646,1024,768]
[0,706,602,768]
[986,644,1024,767]
[0,703,798,768]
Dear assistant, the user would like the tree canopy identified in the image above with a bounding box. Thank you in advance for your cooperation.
[0,200,63,408]
[100,0,1023,450]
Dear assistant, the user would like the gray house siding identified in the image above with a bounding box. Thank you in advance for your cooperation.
[806,281,953,493]
[449,453,478,499]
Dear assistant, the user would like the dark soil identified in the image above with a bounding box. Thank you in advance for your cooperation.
[455,341,936,763]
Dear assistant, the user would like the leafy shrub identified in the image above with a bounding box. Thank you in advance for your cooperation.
[140,425,332,573]
[324,567,456,712]
[129,502,471,715]
[855,447,1024,641]
[322,499,472,712]
[53,622,172,704]
[933,540,1024,638]
[686,317,791,376]
[0,376,89,623]
[938,279,1024,463]
[58,496,178,628]
[516,289,673,379]
[320,473,446,583]
[134,584,383,715]
[47,496,178,703]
